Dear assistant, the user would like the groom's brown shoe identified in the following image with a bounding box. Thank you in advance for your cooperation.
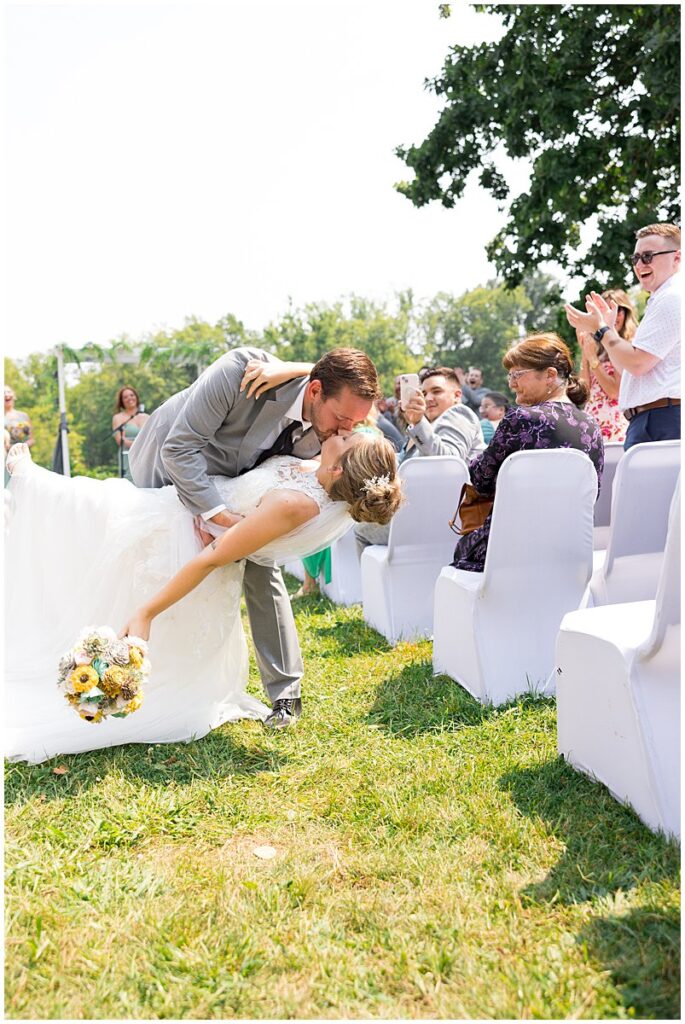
[264,698,301,729]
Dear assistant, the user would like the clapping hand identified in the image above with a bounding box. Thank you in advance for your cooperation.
[578,331,599,363]
[565,291,619,334]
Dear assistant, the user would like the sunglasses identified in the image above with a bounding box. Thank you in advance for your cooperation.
[630,249,678,266]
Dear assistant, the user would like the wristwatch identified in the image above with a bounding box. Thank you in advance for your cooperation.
[593,324,610,344]
[589,358,600,370]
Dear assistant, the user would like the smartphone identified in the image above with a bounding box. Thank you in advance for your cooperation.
[399,373,420,410]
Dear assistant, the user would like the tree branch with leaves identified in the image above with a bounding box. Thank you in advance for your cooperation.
[395,4,680,291]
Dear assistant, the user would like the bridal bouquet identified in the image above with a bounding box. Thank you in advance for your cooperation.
[57,626,150,724]
[8,421,30,444]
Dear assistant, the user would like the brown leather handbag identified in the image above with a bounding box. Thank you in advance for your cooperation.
[449,483,494,536]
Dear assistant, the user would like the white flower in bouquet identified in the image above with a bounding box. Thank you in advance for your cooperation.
[77,626,117,660]
[57,652,77,682]
[107,639,132,665]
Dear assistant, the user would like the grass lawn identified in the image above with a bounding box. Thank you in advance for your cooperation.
[5,580,680,1019]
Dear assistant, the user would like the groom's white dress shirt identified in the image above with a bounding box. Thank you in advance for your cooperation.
[201,391,313,522]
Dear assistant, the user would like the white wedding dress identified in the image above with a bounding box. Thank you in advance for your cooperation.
[5,453,352,763]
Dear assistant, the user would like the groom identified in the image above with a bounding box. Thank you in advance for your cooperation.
[129,346,379,728]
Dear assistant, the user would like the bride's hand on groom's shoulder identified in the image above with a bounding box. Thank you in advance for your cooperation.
[240,359,288,399]
[239,358,314,399]
[120,612,151,643]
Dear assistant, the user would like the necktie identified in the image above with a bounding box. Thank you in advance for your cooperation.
[248,420,300,472]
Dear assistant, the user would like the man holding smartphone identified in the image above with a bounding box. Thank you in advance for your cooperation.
[399,367,485,463]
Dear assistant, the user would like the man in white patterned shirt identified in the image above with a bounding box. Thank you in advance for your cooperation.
[566,222,680,450]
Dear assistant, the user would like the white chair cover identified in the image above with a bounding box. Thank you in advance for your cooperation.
[587,440,680,606]
[593,441,623,550]
[557,478,680,838]
[361,456,469,644]
[321,528,362,606]
[433,448,597,705]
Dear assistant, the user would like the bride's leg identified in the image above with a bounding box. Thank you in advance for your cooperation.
[6,443,32,474]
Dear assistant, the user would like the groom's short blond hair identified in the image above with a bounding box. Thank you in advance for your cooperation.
[311,348,381,401]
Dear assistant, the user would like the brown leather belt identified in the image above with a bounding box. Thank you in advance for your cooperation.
[624,398,681,421]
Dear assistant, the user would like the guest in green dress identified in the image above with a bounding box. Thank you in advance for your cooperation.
[112,386,150,481]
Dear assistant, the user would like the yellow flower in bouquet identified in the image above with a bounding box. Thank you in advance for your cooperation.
[78,706,104,724]
[100,665,127,698]
[69,665,100,693]
[58,627,150,724]
[128,646,144,669]
[124,694,143,715]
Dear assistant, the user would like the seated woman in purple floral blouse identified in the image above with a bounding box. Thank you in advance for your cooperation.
[452,333,604,572]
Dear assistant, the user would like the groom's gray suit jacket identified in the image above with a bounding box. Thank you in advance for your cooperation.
[128,346,320,706]
[129,347,320,516]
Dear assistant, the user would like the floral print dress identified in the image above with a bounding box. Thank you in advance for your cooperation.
[585,361,627,444]
[452,402,604,572]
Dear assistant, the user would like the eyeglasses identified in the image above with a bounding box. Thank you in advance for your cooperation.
[630,249,678,266]
[506,369,535,384]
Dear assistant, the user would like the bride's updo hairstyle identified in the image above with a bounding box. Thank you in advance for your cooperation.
[502,332,589,407]
[329,436,403,525]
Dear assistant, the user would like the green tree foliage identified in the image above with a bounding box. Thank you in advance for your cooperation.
[520,270,564,334]
[396,5,680,290]
[263,293,420,394]
[140,315,257,380]
[418,281,531,389]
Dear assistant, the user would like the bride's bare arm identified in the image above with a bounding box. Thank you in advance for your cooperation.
[240,358,314,399]
[121,490,318,640]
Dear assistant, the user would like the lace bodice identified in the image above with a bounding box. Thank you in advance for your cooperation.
[208,455,350,566]
[210,455,333,517]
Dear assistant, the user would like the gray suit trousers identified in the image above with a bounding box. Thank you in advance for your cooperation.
[243,560,303,704]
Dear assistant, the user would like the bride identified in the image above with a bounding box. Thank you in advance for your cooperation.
[5,432,401,763]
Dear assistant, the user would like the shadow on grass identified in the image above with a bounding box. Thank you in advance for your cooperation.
[310,616,393,657]
[500,759,681,906]
[367,662,496,736]
[5,725,286,807]
[578,905,681,1020]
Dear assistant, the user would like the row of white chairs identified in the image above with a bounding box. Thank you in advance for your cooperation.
[288,441,680,838]
[291,441,679,661]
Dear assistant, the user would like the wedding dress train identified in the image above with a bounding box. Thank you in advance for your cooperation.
[5,453,351,763]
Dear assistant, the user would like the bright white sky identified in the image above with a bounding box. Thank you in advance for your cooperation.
[4,1,532,360]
